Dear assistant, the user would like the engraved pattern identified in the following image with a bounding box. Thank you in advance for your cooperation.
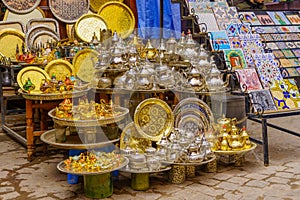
[2,0,41,14]
[49,0,90,23]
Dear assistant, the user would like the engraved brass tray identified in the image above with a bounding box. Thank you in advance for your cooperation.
[17,66,50,94]
[90,0,124,13]
[48,106,129,127]
[98,2,135,39]
[57,156,129,175]
[134,98,174,142]
[0,28,25,61]
[3,8,45,26]
[20,88,90,100]
[40,129,119,150]
[73,49,98,83]
[2,0,41,14]
[213,142,257,155]
[119,122,152,153]
[26,18,60,35]
[44,59,74,80]
[162,155,216,166]
[176,113,207,134]
[75,13,107,43]
[28,30,60,52]
[0,21,25,33]
[49,0,90,23]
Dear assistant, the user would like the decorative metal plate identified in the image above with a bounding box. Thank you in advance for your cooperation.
[162,155,216,166]
[0,21,25,33]
[90,0,123,13]
[17,66,50,93]
[2,0,41,14]
[40,129,119,150]
[213,142,257,155]
[44,59,74,80]
[0,28,25,61]
[134,98,174,142]
[98,2,135,38]
[120,166,172,174]
[26,18,60,35]
[119,122,152,153]
[3,8,45,26]
[72,49,98,83]
[25,25,59,51]
[57,156,129,175]
[177,114,206,134]
[49,0,90,23]
[74,13,107,43]
[48,106,129,127]
[27,29,60,52]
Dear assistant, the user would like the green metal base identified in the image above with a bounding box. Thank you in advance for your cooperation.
[131,173,150,191]
[84,173,113,199]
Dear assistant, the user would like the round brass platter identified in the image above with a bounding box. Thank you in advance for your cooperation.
[213,142,257,155]
[17,66,50,94]
[3,7,45,25]
[0,28,25,61]
[90,0,124,13]
[75,13,107,43]
[72,49,98,83]
[44,59,74,80]
[134,98,174,142]
[98,2,135,39]
[49,0,90,23]
[2,0,41,14]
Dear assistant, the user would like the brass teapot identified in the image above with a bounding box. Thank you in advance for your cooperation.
[139,39,158,60]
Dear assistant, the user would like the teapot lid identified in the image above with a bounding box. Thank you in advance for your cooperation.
[217,115,231,124]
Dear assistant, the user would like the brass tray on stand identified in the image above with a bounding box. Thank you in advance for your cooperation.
[213,142,257,155]
[2,0,41,14]
[98,2,135,39]
[162,155,216,166]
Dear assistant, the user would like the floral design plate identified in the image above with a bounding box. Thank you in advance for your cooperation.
[134,98,174,142]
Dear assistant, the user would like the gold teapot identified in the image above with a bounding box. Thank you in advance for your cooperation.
[139,39,158,60]
[216,115,232,133]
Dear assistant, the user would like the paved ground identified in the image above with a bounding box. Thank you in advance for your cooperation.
[1,115,300,200]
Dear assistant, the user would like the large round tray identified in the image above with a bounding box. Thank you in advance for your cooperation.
[44,59,74,80]
[57,157,129,175]
[20,88,90,100]
[98,2,135,39]
[162,155,216,166]
[90,0,124,13]
[213,143,257,155]
[0,28,25,61]
[41,129,119,150]
[120,166,172,174]
[48,106,129,127]
[49,0,90,23]
[2,0,41,14]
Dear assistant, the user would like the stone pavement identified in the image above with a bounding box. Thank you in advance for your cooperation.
[1,115,300,200]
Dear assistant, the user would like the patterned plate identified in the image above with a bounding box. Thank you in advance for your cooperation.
[177,114,206,135]
[49,0,90,23]
[90,0,124,13]
[44,59,74,80]
[98,2,135,38]
[2,0,41,14]
[134,98,174,142]
[17,66,50,93]
[74,13,107,43]
[0,28,25,61]
[3,7,45,26]
[72,49,98,83]
[27,29,60,52]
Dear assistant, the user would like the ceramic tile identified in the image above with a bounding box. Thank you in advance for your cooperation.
[293,41,300,48]
[285,14,300,25]
[256,14,274,25]
[286,67,299,77]
[253,27,266,34]
[266,42,278,50]
[277,26,291,33]
[209,30,231,51]
[287,58,300,66]
[271,34,283,41]
[238,23,252,34]
[248,89,277,112]
[272,50,285,59]
[282,49,295,58]
[196,13,220,32]
[280,67,290,78]
[229,37,241,48]
[217,18,230,30]
[213,7,227,19]
[285,42,296,49]
[292,49,300,57]
[276,42,287,49]
[223,48,248,69]
[267,11,291,25]
[270,79,300,109]
[235,68,263,92]
[239,12,261,25]
[289,33,300,41]
[261,34,273,42]
[279,58,293,68]
[227,6,238,19]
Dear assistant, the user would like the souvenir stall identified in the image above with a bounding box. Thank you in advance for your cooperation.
[5,0,299,198]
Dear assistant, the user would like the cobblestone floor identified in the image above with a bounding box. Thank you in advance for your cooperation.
[1,116,300,200]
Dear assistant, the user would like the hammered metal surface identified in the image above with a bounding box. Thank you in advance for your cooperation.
[0,28,25,61]
[49,0,90,23]
[98,2,135,39]
[90,0,123,13]
[134,98,174,142]
[2,0,41,14]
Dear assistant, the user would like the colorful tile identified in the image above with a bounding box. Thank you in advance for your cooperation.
[238,23,252,34]
[267,11,291,25]
[261,34,273,42]
[280,67,290,78]
[276,42,287,49]
[289,33,300,41]
[279,26,291,33]
[213,7,227,19]
[292,49,300,57]
[239,12,261,25]
[227,6,238,19]
[271,34,283,41]
[229,37,241,48]
[209,30,231,51]
[253,27,266,34]
[286,67,300,77]
[248,89,277,112]
[223,48,248,69]
[285,41,296,49]
[279,58,293,68]
[266,42,279,50]
[235,68,263,92]
[272,50,285,59]
[270,79,300,109]
[196,13,220,32]
[287,58,300,67]
[282,49,295,58]
[285,14,300,25]
[256,14,274,25]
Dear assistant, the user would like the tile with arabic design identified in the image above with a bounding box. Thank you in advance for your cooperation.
[279,58,293,68]
[285,41,297,49]
[238,23,251,34]
[271,34,283,41]
[197,13,220,32]
[253,27,266,34]
[276,42,287,49]
[223,48,247,69]
[267,11,291,25]
[225,23,238,37]
[286,67,299,77]
[248,89,277,112]
[285,14,300,25]
[209,30,231,51]
[256,14,274,25]
[229,36,241,48]
[217,18,230,30]
[294,42,300,48]
[289,33,300,41]
[280,67,290,78]
[239,34,264,67]
[287,58,300,67]
[266,42,278,50]
[282,49,295,58]
[235,68,263,92]
[226,6,238,19]
[270,79,300,110]
[253,53,283,88]
[213,7,227,19]
[239,12,261,25]
[278,26,291,33]
[261,34,273,42]
[292,49,300,57]
[272,50,285,59]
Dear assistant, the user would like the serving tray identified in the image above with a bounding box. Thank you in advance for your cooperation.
[2,0,41,14]
[0,28,25,61]
[44,59,74,80]
[90,0,124,13]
